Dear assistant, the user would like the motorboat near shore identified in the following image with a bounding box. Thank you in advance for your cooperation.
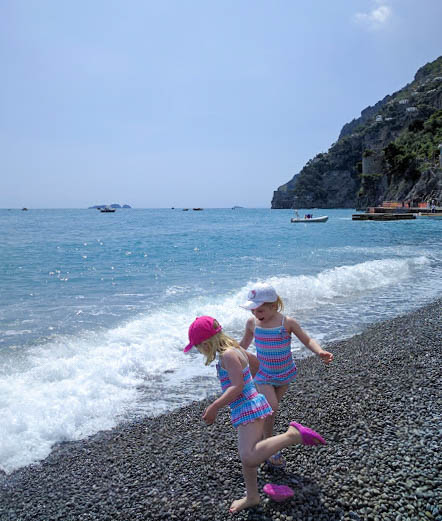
[291,211,328,223]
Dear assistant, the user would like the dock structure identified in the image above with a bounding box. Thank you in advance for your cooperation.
[352,213,416,221]
[353,201,442,221]
[367,206,441,214]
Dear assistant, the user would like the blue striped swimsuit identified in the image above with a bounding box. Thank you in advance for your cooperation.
[254,316,297,387]
[216,353,273,428]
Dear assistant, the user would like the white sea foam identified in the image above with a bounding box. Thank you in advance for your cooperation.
[0,255,433,473]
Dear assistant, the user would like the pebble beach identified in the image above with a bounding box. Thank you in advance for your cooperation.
[1,299,441,521]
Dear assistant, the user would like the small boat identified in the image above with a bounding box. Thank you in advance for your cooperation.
[291,211,328,223]
[100,207,116,213]
[416,212,442,219]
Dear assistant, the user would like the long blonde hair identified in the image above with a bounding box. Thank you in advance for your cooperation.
[197,319,240,366]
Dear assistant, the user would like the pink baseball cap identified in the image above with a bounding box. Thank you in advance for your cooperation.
[183,316,222,353]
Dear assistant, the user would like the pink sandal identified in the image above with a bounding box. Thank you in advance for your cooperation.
[263,483,294,502]
[290,421,326,445]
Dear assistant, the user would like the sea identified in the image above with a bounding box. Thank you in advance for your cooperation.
[0,208,441,474]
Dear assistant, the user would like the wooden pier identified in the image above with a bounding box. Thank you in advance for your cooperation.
[352,213,416,221]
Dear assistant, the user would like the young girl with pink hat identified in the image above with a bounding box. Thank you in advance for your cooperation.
[240,283,333,469]
[184,315,326,513]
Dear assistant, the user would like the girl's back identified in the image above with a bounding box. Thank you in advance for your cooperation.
[216,348,273,428]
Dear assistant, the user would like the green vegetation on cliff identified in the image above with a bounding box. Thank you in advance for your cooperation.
[394,110,442,166]
[272,56,442,209]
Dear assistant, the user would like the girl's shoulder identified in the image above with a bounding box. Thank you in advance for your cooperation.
[245,316,256,330]
[283,315,301,333]
[222,346,248,368]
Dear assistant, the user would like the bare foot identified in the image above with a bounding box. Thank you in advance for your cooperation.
[229,495,260,513]
[287,424,302,444]
[287,422,326,446]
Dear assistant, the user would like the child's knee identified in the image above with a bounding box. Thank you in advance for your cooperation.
[240,450,255,468]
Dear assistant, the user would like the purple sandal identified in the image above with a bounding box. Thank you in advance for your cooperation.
[265,451,286,470]
[290,421,326,445]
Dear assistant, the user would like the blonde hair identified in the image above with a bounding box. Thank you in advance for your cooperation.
[262,296,284,312]
[197,319,240,366]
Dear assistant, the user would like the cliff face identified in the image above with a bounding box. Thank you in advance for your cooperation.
[272,56,442,209]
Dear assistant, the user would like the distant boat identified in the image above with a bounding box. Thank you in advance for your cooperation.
[100,207,116,213]
[193,208,203,211]
[182,208,189,211]
[22,207,28,211]
[291,211,328,223]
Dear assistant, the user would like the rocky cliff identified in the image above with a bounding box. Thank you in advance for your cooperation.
[272,56,442,209]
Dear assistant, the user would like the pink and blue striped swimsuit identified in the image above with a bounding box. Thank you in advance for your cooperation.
[216,356,273,428]
[254,316,297,387]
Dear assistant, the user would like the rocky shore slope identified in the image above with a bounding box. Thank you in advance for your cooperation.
[1,300,441,521]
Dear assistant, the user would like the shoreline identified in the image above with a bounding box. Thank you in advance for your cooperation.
[1,298,441,521]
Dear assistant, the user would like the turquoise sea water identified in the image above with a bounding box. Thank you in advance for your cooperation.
[0,208,441,472]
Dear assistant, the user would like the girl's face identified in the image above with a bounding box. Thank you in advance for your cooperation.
[251,303,277,321]
[196,342,210,356]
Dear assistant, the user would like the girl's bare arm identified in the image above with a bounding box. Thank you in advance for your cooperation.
[239,317,254,349]
[286,317,333,364]
[202,350,245,424]
[244,350,260,378]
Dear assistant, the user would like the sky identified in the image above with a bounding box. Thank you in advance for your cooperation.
[1,1,441,209]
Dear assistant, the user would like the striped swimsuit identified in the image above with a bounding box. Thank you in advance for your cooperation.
[254,316,297,387]
[216,354,273,428]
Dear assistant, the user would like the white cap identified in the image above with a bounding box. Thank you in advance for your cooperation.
[240,285,278,310]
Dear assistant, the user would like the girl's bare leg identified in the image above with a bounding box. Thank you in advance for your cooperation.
[256,384,279,439]
[257,384,290,466]
[229,463,260,513]
[230,420,263,513]
[231,419,304,513]
[239,420,303,466]
[275,384,289,405]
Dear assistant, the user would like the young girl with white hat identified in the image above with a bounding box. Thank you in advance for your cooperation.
[240,283,333,469]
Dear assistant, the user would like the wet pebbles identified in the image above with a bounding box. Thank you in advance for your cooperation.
[1,300,441,521]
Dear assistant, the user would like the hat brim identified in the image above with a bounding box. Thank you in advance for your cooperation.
[240,301,265,310]
[183,343,194,353]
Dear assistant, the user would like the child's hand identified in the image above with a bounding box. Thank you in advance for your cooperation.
[319,350,333,364]
[202,404,218,425]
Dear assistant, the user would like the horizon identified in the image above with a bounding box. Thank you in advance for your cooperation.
[1,1,441,209]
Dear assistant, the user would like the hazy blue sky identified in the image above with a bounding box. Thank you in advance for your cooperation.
[1,1,441,208]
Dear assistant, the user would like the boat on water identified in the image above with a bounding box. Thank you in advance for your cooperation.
[291,211,328,223]
[416,212,442,219]
[100,207,116,213]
